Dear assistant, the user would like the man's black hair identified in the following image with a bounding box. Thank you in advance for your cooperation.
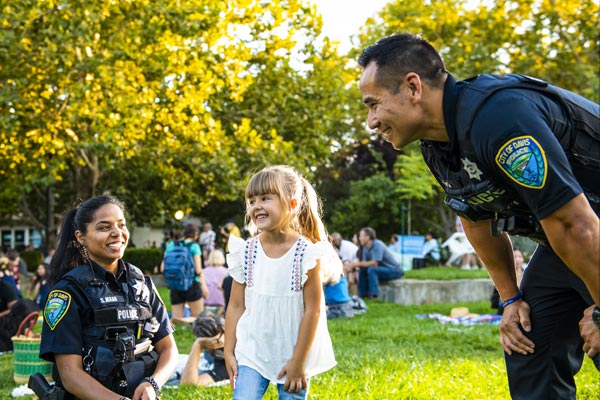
[358,33,447,92]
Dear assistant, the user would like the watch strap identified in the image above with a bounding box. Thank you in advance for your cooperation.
[592,306,600,329]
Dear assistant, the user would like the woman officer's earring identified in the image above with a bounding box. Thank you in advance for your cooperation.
[78,242,89,260]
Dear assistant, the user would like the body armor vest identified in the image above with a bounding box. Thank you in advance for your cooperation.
[60,263,159,397]
[423,74,600,244]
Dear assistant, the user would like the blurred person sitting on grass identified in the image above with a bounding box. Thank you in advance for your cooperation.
[180,311,228,386]
[412,231,441,269]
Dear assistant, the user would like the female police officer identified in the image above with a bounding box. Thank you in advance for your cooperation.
[40,196,177,400]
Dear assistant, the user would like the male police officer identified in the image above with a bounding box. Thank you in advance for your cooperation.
[358,33,599,399]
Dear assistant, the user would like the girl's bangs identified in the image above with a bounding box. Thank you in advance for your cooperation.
[245,171,280,198]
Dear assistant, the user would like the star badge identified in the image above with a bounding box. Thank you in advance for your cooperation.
[461,157,483,180]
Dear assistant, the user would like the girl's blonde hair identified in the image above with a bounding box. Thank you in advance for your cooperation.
[206,249,226,266]
[245,165,326,243]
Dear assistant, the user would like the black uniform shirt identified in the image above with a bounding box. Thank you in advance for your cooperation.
[40,260,173,362]
[442,74,584,220]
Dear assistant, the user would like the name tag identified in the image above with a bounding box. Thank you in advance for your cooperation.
[99,296,121,304]
[116,307,139,321]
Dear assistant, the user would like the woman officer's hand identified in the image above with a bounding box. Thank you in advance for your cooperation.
[132,380,158,400]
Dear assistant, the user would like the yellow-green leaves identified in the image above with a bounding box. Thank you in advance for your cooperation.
[1,0,361,226]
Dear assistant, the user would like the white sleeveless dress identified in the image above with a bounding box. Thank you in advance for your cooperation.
[227,235,336,383]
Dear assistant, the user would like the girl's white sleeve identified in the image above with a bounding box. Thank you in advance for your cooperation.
[316,241,343,285]
[301,240,342,286]
[226,235,247,284]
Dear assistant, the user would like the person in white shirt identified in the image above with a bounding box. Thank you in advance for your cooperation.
[413,231,441,269]
[330,232,359,296]
[199,222,217,261]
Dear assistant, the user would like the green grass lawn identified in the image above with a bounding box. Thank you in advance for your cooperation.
[404,266,490,280]
[1,279,597,399]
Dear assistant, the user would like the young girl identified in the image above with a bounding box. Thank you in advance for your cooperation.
[224,165,337,399]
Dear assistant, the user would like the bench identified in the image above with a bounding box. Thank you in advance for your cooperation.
[378,278,494,305]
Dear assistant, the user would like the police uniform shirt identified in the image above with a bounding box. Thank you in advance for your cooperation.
[40,260,173,363]
[441,74,584,221]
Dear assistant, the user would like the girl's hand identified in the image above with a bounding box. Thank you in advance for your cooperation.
[224,352,238,391]
[277,359,306,393]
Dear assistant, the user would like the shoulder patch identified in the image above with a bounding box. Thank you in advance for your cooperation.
[495,135,547,189]
[44,290,72,330]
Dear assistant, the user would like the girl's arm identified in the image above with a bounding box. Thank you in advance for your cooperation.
[224,280,245,390]
[277,261,322,393]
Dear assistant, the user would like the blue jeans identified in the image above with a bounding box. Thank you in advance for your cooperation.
[233,365,310,400]
[358,266,404,297]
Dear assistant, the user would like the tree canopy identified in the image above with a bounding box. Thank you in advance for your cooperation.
[0,0,364,233]
[355,0,598,100]
[326,0,599,238]
[1,0,598,245]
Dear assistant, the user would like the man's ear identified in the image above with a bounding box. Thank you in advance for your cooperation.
[404,72,422,101]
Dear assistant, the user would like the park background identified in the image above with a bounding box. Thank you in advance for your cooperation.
[1,275,599,399]
[1,0,598,251]
[0,0,598,398]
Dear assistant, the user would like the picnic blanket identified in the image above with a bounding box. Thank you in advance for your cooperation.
[417,313,501,326]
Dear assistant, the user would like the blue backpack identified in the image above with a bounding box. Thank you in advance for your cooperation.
[163,241,196,291]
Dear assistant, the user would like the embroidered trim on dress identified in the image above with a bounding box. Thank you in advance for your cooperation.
[291,238,308,292]
[243,236,308,292]
[244,237,258,288]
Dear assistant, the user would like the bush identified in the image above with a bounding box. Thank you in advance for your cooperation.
[20,250,43,272]
[123,248,162,274]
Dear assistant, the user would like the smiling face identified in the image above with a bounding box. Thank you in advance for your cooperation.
[360,62,423,150]
[247,193,288,233]
[75,203,129,270]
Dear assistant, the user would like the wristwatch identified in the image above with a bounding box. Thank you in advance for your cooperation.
[592,307,600,329]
